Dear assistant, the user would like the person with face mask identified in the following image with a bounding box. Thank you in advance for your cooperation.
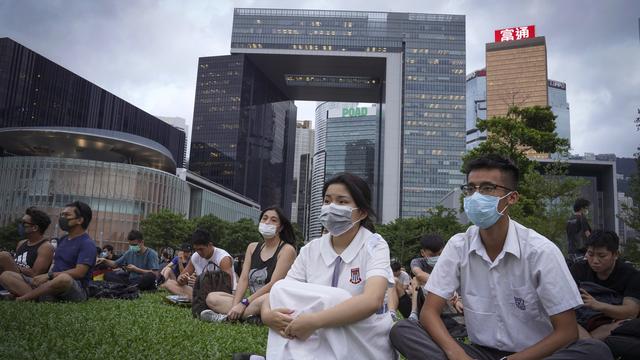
[261,173,395,360]
[1,201,96,302]
[0,207,54,282]
[390,154,612,360]
[97,230,159,291]
[200,207,297,324]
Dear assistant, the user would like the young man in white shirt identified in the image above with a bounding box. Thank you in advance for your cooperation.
[390,154,612,360]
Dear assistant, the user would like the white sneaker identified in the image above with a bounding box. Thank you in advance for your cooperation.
[200,309,227,323]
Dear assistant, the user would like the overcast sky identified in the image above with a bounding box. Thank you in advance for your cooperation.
[1,0,638,157]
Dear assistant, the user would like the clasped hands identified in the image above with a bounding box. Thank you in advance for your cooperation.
[265,308,318,341]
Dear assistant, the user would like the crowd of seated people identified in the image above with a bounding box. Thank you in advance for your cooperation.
[2,154,639,360]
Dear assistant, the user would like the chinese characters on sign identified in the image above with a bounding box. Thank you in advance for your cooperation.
[494,25,536,42]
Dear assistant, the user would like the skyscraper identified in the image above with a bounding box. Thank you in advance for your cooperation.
[190,54,296,216]
[194,9,466,228]
[292,120,314,227]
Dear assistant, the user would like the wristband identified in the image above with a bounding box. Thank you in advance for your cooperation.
[241,298,250,306]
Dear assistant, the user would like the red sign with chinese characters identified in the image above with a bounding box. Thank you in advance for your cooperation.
[494,25,535,42]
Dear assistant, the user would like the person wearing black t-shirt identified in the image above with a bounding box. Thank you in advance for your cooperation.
[566,198,592,261]
[570,230,640,340]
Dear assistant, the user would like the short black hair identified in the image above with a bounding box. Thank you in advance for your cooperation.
[463,154,520,190]
[420,234,444,253]
[573,198,591,212]
[127,230,143,241]
[391,261,402,272]
[586,230,619,253]
[65,201,92,229]
[180,243,192,252]
[191,228,212,246]
[25,207,51,235]
[103,244,114,252]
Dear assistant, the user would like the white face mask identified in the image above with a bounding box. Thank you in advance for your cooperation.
[319,203,360,236]
[258,223,277,238]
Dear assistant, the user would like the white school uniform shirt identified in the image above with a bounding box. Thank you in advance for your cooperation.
[272,226,395,360]
[425,218,582,353]
[190,247,237,290]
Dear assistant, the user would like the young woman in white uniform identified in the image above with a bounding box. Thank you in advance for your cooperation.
[261,173,396,360]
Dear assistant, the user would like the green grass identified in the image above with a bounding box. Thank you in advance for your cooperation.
[0,291,268,360]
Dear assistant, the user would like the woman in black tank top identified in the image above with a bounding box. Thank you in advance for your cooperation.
[200,207,297,323]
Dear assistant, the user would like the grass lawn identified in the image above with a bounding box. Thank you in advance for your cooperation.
[0,291,268,360]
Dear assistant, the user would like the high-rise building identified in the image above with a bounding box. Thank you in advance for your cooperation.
[190,54,297,216]
[466,71,571,150]
[0,38,260,250]
[195,8,466,229]
[466,27,570,151]
[486,34,548,118]
[308,102,380,239]
[292,120,314,228]
[158,116,189,166]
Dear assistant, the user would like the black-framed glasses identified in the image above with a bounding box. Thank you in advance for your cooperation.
[460,183,514,197]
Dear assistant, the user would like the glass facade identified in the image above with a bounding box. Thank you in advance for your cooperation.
[189,187,260,223]
[548,80,570,146]
[0,38,185,168]
[0,156,189,252]
[190,54,296,216]
[230,9,466,219]
[291,121,314,225]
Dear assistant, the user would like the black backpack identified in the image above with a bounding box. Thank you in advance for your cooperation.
[87,281,139,300]
[191,260,233,318]
[575,281,623,331]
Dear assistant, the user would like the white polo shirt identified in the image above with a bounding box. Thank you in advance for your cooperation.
[191,247,237,290]
[425,218,582,352]
[286,227,395,293]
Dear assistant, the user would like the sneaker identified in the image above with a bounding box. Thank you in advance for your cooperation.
[390,311,398,322]
[200,309,227,323]
[408,312,419,321]
[0,290,15,301]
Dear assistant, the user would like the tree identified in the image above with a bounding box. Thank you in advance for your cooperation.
[224,218,262,256]
[139,209,194,250]
[619,109,640,264]
[0,220,19,252]
[463,105,585,250]
[377,206,467,266]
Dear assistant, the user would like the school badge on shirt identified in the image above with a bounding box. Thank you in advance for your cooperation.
[514,296,526,311]
[350,267,362,284]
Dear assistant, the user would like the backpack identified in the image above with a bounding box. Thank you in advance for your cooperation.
[87,281,139,300]
[575,281,623,331]
[191,260,233,318]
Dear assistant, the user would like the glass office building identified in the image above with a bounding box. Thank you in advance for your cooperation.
[225,9,466,221]
[0,37,186,168]
[190,54,296,216]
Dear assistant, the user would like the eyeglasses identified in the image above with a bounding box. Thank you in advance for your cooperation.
[460,183,514,197]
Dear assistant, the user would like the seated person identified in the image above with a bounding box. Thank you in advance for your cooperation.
[0,201,96,301]
[387,261,412,320]
[410,234,444,286]
[97,230,159,291]
[570,230,640,340]
[160,243,192,283]
[262,173,396,359]
[200,207,297,323]
[163,228,236,301]
[0,207,54,279]
[390,154,611,360]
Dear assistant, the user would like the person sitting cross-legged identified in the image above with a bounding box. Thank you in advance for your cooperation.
[0,201,96,302]
[390,154,612,360]
[97,230,159,291]
[0,207,54,282]
[570,230,640,340]
[200,206,297,323]
[162,229,236,301]
[159,243,192,285]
